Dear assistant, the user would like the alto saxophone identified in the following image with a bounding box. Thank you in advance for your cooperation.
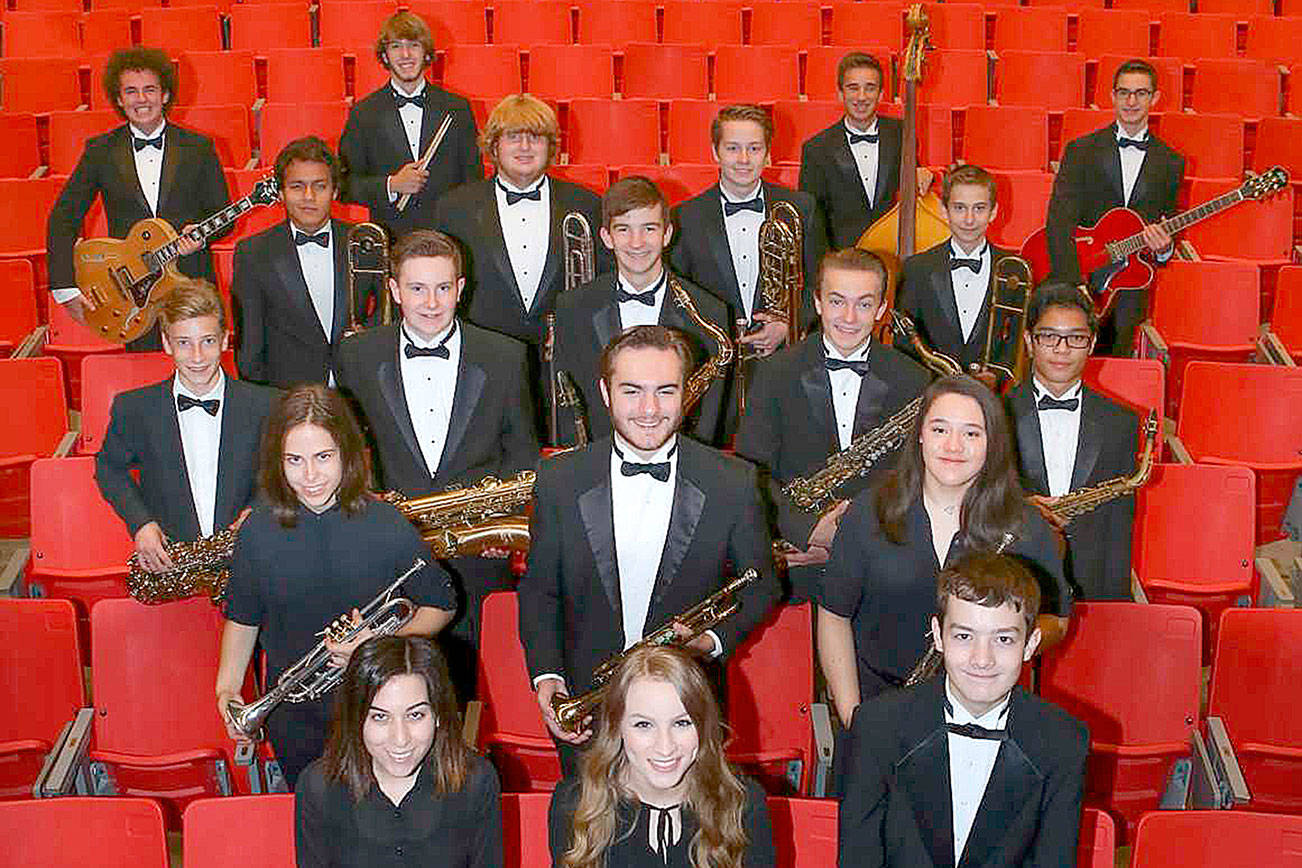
[670,276,734,415]
[1039,410,1159,526]
[551,569,759,734]
[125,525,239,605]
[384,472,536,559]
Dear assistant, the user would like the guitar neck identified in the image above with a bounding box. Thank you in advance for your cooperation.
[1114,188,1246,257]
[153,193,265,267]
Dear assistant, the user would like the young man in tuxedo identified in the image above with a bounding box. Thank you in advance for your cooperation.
[233,137,357,389]
[46,48,230,351]
[896,165,1008,381]
[95,280,276,573]
[339,11,482,239]
[736,248,930,601]
[432,94,608,438]
[1007,283,1140,601]
[519,325,781,772]
[1046,58,1185,355]
[799,52,903,251]
[335,229,538,694]
[839,552,1088,867]
[553,177,730,446]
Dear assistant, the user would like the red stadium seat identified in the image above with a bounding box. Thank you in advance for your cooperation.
[991,7,1069,53]
[1152,112,1243,180]
[172,104,253,169]
[476,592,562,792]
[0,260,41,357]
[0,57,82,113]
[1094,56,1184,113]
[1278,0,1302,12]
[264,47,347,104]
[1074,9,1152,59]
[0,359,70,536]
[902,103,955,167]
[916,49,988,108]
[0,114,40,179]
[0,598,84,800]
[661,2,744,48]
[318,0,400,51]
[995,50,1085,110]
[258,101,350,167]
[1133,464,1256,661]
[42,302,121,413]
[1253,117,1302,181]
[767,797,837,868]
[827,2,904,50]
[618,164,715,206]
[1198,0,1272,12]
[1157,12,1239,61]
[1208,609,1302,815]
[1131,810,1302,866]
[1111,0,1189,11]
[985,171,1053,250]
[526,44,614,100]
[174,51,259,109]
[1,11,79,58]
[574,1,656,45]
[1039,602,1202,842]
[1057,107,1119,161]
[46,110,120,176]
[0,177,64,261]
[139,7,223,53]
[622,43,708,100]
[1267,266,1302,363]
[492,0,571,45]
[407,0,489,45]
[90,0,165,9]
[747,2,821,47]
[925,3,986,50]
[228,2,313,51]
[1082,356,1165,418]
[81,9,134,56]
[78,353,176,456]
[1245,14,1302,65]
[0,798,168,866]
[804,45,893,102]
[762,164,799,189]
[1176,362,1302,544]
[1182,176,1293,264]
[1190,58,1281,119]
[770,100,842,165]
[667,99,722,165]
[1078,808,1117,868]
[566,98,659,166]
[1288,78,1302,118]
[11,0,85,10]
[961,105,1048,171]
[182,795,296,868]
[549,163,609,193]
[714,44,799,103]
[440,44,522,97]
[501,793,552,868]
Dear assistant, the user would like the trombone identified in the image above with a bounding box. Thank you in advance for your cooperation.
[548,212,594,444]
[343,222,392,338]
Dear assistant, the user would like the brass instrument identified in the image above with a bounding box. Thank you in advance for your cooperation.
[385,472,537,558]
[979,255,1034,384]
[890,310,965,378]
[735,201,804,415]
[548,212,596,444]
[670,276,735,415]
[556,369,590,447]
[125,526,238,605]
[551,569,759,734]
[344,222,392,338]
[226,558,425,738]
[1039,410,1159,526]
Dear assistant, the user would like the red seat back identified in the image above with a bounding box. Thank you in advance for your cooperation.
[0,797,168,866]
[318,0,401,51]
[492,0,572,45]
[441,44,523,97]
[748,2,821,47]
[995,50,1086,110]
[917,49,988,107]
[1131,810,1302,867]
[526,45,614,100]
[827,3,903,50]
[264,48,347,104]
[501,792,552,868]
[409,0,489,44]
[574,1,656,45]
[0,259,39,352]
[1,11,80,58]
[1074,10,1150,58]
[170,104,253,170]
[0,358,67,461]
[622,43,708,100]
[139,6,223,52]
[1082,357,1164,419]
[0,114,41,179]
[258,102,350,168]
[992,7,1069,52]
[0,57,82,113]
[182,795,296,868]
[660,2,743,48]
[1078,808,1117,868]
[617,163,716,207]
[767,796,838,868]
[1182,176,1294,263]
[78,353,175,455]
[0,599,84,742]
[1190,58,1281,119]
[667,99,723,165]
[713,45,800,103]
[1157,13,1239,60]
[0,177,66,256]
[1270,265,1302,361]
[228,3,313,51]
[986,170,1053,251]
[962,106,1048,171]
[1153,112,1244,180]
[46,110,120,176]
[174,51,258,109]
[770,100,845,165]
[567,99,659,167]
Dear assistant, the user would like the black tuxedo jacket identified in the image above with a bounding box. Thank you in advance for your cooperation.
[735,333,930,547]
[1045,124,1185,283]
[840,678,1089,868]
[335,321,539,497]
[517,436,781,694]
[1007,383,1139,600]
[231,219,356,389]
[339,84,482,238]
[551,271,730,446]
[432,176,609,346]
[897,241,1010,373]
[94,377,277,542]
[669,181,826,332]
[799,116,903,251]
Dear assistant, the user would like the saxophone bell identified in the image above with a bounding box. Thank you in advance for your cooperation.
[670,277,734,416]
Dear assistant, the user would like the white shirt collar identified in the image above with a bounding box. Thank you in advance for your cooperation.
[617,267,667,298]
[290,219,332,240]
[496,173,547,195]
[949,239,989,259]
[391,78,427,98]
[173,369,225,402]
[1032,377,1083,402]
[402,318,458,350]
[944,678,1011,729]
[612,432,678,464]
[719,180,763,204]
[822,334,871,362]
[129,119,167,140]
[1115,122,1149,141]
[844,117,879,136]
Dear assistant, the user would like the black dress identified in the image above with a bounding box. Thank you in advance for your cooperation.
[295,754,503,868]
[547,776,777,867]
[224,498,456,787]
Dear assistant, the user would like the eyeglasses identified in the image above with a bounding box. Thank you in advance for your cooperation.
[1031,331,1092,349]
[1113,87,1154,101]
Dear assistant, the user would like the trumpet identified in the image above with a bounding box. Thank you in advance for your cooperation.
[548,212,595,444]
[344,222,392,338]
[225,558,426,739]
[551,569,759,734]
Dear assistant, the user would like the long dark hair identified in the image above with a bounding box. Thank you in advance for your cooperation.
[259,384,370,527]
[875,375,1025,550]
[323,636,470,801]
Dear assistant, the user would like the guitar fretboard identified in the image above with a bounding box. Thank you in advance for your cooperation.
[1112,188,1245,257]
[148,193,264,269]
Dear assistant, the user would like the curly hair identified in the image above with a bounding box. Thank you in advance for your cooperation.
[103,48,176,118]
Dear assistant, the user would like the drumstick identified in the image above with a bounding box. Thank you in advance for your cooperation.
[396,113,453,213]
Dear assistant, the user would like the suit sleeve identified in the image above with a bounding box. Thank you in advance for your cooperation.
[94,395,154,537]
[667,205,693,282]
[547,779,578,864]
[799,140,834,253]
[1105,413,1140,595]
[1027,722,1089,867]
[742,780,778,867]
[231,239,268,384]
[452,103,484,186]
[192,138,231,243]
[339,104,390,211]
[819,495,871,618]
[468,759,505,868]
[715,462,781,656]
[799,196,827,331]
[46,142,103,291]
[498,342,541,474]
[517,463,566,680]
[1044,140,1088,283]
[837,701,891,868]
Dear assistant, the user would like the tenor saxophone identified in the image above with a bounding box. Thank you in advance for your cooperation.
[669,276,734,415]
[384,472,536,558]
[1038,410,1160,526]
[125,525,239,605]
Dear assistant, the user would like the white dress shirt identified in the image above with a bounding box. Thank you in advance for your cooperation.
[292,220,337,386]
[949,240,991,343]
[1033,377,1083,497]
[173,370,224,538]
[399,320,461,477]
[610,433,680,651]
[823,336,871,451]
[845,118,881,208]
[1116,122,1148,206]
[384,80,426,203]
[616,267,668,329]
[494,175,550,312]
[719,181,764,321]
[945,679,1010,863]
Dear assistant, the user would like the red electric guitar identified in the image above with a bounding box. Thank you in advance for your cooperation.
[1020,166,1289,315]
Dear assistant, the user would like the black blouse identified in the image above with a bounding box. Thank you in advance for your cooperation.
[295,754,503,868]
[547,776,776,867]
[819,495,1069,690]
[224,498,455,678]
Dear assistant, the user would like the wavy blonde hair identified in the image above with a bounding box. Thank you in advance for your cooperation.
[561,646,748,868]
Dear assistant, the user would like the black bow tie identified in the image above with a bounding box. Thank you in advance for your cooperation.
[177,394,220,416]
[825,357,870,376]
[723,197,764,217]
[847,131,879,145]
[616,286,658,306]
[295,231,329,248]
[951,250,985,273]
[393,91,424,109]
[499,181,542,205]
[1037,394,1080,412]
[403,325,455,360]
[1117,136,1149,151]
[133,135,163,152]
[616,442,676,483]
[946,722,1009,741]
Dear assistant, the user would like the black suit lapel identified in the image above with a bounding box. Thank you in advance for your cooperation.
[378,334,430,478]
[536,178,566,316]
[113,130,151,216]
[272,225,329,344]
[592,280,621,347]
[329,220,350,341]
[931,253,966,351]
[897,721,955,867]
[212,379,241,527]
[1072,389,1104,490]
[159,379,202,539]
[873,123,898,209]
[852,352,892,439]
[650,446,706,612]
[1012,385,1050,493]
[1100,133,1126,206]
[157,130,183,218]
[577,459,620,617]
[384,89,416,163]
[703,188,744,313]
[798,339,838,455]
[417,88,447,157]
[959,723,1043,868]
[442,329,486,472]
[476,181,526,312]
